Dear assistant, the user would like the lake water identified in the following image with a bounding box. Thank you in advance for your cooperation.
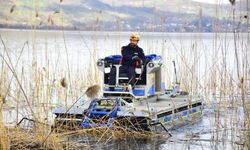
[1,29,248,81]
[0,29,249,149]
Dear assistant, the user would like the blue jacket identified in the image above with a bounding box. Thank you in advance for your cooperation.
[121,44,146,67]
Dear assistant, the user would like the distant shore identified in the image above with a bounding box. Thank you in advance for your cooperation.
[1,27,250,34]
[1,23,249,33]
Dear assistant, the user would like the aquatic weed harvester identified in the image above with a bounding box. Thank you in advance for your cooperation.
[53,54,203,134]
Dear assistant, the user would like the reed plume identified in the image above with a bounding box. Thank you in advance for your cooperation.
[85,84,100,98]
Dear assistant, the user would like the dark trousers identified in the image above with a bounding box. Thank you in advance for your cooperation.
[109,66,136,86]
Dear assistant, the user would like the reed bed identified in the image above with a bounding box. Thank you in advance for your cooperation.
[0,30,248,149]
[0,126,93,149]
[0,0,249,150]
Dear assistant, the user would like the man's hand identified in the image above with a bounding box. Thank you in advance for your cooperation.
[132,55,140,60]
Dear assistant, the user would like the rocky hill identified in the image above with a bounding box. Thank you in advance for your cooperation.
[0,0,248,32]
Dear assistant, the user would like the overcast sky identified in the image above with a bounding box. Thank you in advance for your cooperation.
[192,0,230,4]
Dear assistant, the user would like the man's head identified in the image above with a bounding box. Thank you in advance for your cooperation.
[130,32,140,47]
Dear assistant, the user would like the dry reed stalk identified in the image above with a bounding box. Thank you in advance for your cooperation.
[245,101,250,148]
[59,126,159,141]
[5,127,64,149]
[1,1,249,149]
[0,103,10,149]
[0,37,37,121]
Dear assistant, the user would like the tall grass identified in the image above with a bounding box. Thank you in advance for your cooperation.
[0,0,249,149]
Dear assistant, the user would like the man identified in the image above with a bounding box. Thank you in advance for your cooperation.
[109,32,146,91]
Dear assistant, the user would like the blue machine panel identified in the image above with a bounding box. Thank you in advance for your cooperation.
[161,82,165,93]
[192,108,197,113]
[145,54,161,60]
[182,110,188,116]
[133,89,145,96]
[164,116,172,122]
[148,85,155,96]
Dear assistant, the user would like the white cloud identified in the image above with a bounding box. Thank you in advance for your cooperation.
[192,0,230,4]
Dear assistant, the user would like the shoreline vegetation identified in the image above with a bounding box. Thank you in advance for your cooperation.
[0,0,249,149]
[0,26,249,33]
[0,25,249,33]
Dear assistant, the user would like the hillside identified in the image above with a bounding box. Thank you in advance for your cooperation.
[0,0,248,32]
